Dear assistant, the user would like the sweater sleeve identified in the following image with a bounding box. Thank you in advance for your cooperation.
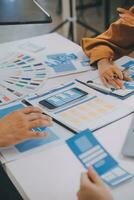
[82,6,134,65]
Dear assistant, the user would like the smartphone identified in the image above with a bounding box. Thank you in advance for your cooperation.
[39,87,88,109]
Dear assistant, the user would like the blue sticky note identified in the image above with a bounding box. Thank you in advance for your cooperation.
[15,128,59,152]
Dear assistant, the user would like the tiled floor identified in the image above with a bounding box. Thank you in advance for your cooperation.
[0,0,133,44]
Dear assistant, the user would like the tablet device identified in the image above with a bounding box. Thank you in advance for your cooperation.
[122,115,134,157]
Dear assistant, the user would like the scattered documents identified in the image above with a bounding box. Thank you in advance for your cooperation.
[27,81,133,132]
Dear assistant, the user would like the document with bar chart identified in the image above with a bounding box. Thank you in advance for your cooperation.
[66,129,133,187]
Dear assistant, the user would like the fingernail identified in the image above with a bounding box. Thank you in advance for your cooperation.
[117,86,121,89]
[48,122,53,127]
[37,132,47,137]
[49,119,53,124]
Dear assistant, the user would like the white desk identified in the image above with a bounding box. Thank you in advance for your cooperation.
[1,33,134,200]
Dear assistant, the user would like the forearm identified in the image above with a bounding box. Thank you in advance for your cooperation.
[82,7,134,65]
[82,38,114,66]
[97,58,112,68]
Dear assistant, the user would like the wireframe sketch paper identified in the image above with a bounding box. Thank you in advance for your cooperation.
[66,129,133,187]
[26,81,133,132]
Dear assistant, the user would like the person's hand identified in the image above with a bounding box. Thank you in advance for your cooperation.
[0,106,52,147]
[77,167,113,200]
[117,7,134,26]
[98,59,131,89]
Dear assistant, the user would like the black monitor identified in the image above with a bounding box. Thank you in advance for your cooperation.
[0,0,52,25]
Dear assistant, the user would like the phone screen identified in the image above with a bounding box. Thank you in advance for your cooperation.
[39,88,88,109]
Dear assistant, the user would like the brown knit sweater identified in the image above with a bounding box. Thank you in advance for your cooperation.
[82,6,134,65]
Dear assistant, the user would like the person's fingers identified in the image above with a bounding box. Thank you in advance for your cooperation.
[103,73,118,88]
[88,167,102,185]
[113,78,123,88]
[120,13,129,18]
[123,73,132,81]
[101,73,122,89]
[107,78,121,89]
[117,7,129,14]
[119,11,134,18]
[28,130,48,138]
[29,118,52,129]
[101,77,109,87]
[77,190,80,198]
[120,15,134,24]
[101,73,118,88]
[27,113,52,123]
[80,172,92,188]
[15,130,47,143]
[22,106,42,114]
[105,72,116,80]
[105,70,113,78]
[112,67,123,80]
[77,190,83,200]
[27,113,44,121]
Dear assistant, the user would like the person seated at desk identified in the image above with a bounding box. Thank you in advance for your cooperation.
[82,6,134,89]
[0,106,52,147]
[78,167,113,200]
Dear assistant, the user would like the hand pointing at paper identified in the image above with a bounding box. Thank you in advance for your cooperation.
[98,59,131,89]
[0,106,52,147]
